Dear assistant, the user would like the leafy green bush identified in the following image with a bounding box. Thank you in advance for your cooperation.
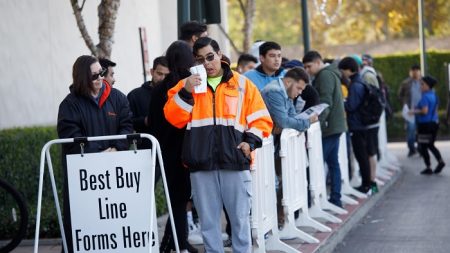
[374,51,450,139]
[0,126,167,239]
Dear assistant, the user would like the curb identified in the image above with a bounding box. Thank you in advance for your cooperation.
[315,168,403,253]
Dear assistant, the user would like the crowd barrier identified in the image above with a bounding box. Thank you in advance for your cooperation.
[250,114,396,252]
[306,122,347,223]
[378,111,401,171]
[251,136,298,253]
[278,129,328,242]
[338,133,367,203]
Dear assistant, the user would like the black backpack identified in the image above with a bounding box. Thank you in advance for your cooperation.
[359,83,386,125]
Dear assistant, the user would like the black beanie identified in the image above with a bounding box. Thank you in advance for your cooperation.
[422,75,437,88]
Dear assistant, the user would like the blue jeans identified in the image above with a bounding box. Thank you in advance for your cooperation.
[322,134,342,206]
[406,121,416,152]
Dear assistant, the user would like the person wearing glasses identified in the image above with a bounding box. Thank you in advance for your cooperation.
[57,55,133,253]
[164,37,273,253]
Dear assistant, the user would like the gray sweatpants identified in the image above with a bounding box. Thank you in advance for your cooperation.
[190,169,252,253]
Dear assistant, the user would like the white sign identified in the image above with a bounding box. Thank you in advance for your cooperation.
[67,150,158,252]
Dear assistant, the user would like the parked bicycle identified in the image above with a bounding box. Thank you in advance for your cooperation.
[0,178,29,253]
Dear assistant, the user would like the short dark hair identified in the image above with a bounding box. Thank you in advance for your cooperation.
[237,54,257,66]
[411,64,421,71]
[259,41,281,56]
[284,67,310,83]
[98,58,116,76]
[152,56,168,69]
[179,21,207,41]
[72,55,99,97]
[302,50,322,64]
[193,37,220,55]
[338,57,359,73]
[422,75,437,88]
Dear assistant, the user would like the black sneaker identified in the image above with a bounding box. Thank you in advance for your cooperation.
[407,150,416,157]
[223,238,232,248]
[434,162,445,174]
[370,181,379,194]
[355,185,371,194]
[420,168,433,175]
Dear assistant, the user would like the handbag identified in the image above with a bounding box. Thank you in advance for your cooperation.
[417,133,433,144]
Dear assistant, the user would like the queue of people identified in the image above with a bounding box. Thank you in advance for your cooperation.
[56,20,445,253]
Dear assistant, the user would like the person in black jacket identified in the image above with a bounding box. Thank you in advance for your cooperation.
[148,41,197,253]
[127,56,169,149]
[57,55,133,252]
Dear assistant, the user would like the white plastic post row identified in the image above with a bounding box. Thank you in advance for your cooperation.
[378,111,401,170]
[250,136,299,253]
[306,122,346,223]
[338,133,367,201]
[278,129,330,243]
[33,134,178,253]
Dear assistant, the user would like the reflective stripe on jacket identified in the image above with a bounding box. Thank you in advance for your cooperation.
[164,64,273,171]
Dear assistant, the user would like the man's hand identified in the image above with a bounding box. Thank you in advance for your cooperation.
[237,142,251,157]
[309,113,319,124]
[184,74,202,93]
[102,147,117,152]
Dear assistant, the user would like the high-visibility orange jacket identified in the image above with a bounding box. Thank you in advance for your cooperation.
[164,63,273,171]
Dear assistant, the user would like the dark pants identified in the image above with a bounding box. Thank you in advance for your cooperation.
[160,163,191,251]
[322,134,342,206]
[350,130,371,188]
[417,122,442,167]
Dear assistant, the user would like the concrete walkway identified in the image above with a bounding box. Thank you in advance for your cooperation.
[334,141,450,253]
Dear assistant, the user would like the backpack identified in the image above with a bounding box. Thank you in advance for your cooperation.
[359,83,386,125]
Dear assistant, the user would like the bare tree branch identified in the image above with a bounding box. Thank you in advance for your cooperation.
[237,0,246,15]
[96,0,120,59]
[70,0,97,56]
[79,0,86,11]
[217,24,242,55]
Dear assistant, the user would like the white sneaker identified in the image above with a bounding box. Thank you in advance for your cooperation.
[187,222,229,245]
[188,223,203,245]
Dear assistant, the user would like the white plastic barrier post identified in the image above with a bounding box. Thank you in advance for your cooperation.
[278,129,329,242]
[338,133,366,202]
[33,134,179,253]
[306,123,344,223]
[251,136,298,253]
[378,111,401,170]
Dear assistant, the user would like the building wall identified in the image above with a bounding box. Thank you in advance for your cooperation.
[0,0,177,129]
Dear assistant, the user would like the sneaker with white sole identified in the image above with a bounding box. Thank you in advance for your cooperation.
[188,223,203,245]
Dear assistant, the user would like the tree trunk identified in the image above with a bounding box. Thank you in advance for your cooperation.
[70,0,120,59]
[70,0,97,56]
[242,0,255,53]
[97,0,120,59]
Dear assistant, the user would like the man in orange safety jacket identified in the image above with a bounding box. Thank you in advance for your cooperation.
[164,37,272,253]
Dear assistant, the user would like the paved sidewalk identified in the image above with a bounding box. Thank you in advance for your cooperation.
[12,142,421,253]
[334,141,450,253]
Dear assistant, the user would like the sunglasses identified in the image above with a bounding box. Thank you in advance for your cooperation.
[195,53,215,64]
[92,68,107,81]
